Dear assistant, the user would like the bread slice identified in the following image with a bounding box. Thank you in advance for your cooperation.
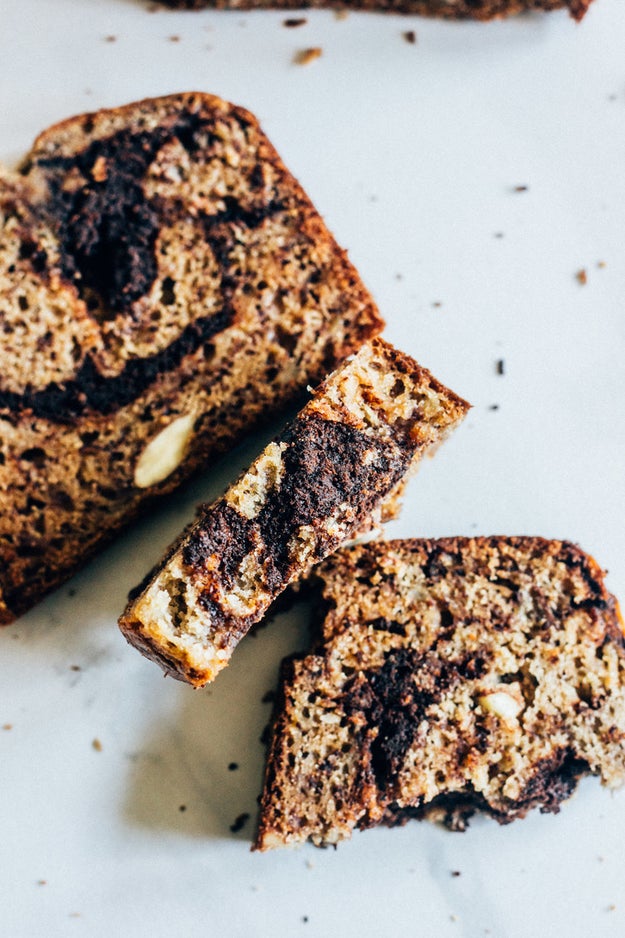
[159,0,592,21]
[119,339,469,686]
[255,537,625,849]
[0,92,382,624]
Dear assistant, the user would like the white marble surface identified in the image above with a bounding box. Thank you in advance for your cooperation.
[1,1,625,935]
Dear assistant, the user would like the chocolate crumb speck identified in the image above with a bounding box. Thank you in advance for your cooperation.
[489,404,500,411]
[294,47,322,66]
[104,35,117,43]
[403,30,417,44]
[179,804,187,812]
[284,17,307,26]
[228,762,239,771]
[432,301,442,308]
[302,916,309,923]
[70,665,81,672]
[451,870,461,877]
[513,185,528,193]
[169,35,181,43]
[496,359,505,376]
[576,269,588,286]
[92,738,102,752]
[230,812,250,833]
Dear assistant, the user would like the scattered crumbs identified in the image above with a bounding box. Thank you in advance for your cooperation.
[104,35,117,43]
[228,762,239,771]
[70,665,81,672]
[488,404,500,411]
[3,723,12,731]
[494,231,505,239]
[513,184,528,193]
[451,870,461,877]
[576,268,588,286]
[496,358,505,376]
[432,301,442,308]
[260,724,272,745]
[608,904,616,912]
[262,689,275,704]
[334,9,349,18]
[169,35,181,43]
[230,812,250,834]
[179,804,187,813]
[92,738,102,752]
[403,30,417,44]
[37,880,47,886]
[284,17,307,26]
[294,47,322,66]
[597,260,606,269]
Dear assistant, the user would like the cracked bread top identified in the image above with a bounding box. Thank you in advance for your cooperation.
[0,92,382,622]
[119,339,470,686]
[255,536,625,849]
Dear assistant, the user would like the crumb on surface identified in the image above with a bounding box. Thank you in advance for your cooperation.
[489,404,500,411]
[432,301,442,308]
[2,723,12,730]
[284,17,307,26]
[451,870,461,877]
[576,268,588,285]
[496,359,505,376]
[334,9,349,18]
[37,880,47,886]
[230,812,251,834]
[597,260,606,269]
[228,762,239,771]
[104,35,116,42]
[70,665,81,672]
[294,47,322,66]
[403,30,417,43]
[169,35,181,42]
[92,738,102,752]
[513,185,528,192]
[179,804,187,812]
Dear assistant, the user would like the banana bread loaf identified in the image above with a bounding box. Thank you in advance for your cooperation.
[255,537,625,849]
[119,340,469,686]
[0,92,382,624]
[159,0,592,21]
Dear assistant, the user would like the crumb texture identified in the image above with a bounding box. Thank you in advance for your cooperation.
[255,537,625,849]
[0,92,382,622]
[119,339,469,686]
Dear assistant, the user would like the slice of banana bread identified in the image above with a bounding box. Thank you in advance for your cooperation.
[255,537,625,849]
[119,339,469,686]
[0,92,382,624]
[159,0,592,21]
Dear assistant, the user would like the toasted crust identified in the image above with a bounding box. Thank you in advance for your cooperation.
[255,536,625,849]
[0,92,382,622]
[157,0,592,20]
[119,339,470,686]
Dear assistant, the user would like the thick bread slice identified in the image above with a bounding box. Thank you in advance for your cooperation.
[159,0,592,21]
[255,537,625,849]
[119,339,469,686]
[0,92,382,623]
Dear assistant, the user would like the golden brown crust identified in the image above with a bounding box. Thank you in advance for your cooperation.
[157,0,592,20]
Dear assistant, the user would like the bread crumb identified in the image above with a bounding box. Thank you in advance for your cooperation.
[608,904,616,912]
[489,404,500,411]
[284,17,307,26]
[451,870,461,877]
[496,359,505,376]
[597,260,606,269]
[104,35,116,43]
[576,268,588,286]
[2,723,12,731]
[92,738,102,752]
[513,185,528,192]
[294,47,322,66]
[403,30,417,44]
[334,9,349,18]
[230,812,250,833]
[169,35,181,42]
